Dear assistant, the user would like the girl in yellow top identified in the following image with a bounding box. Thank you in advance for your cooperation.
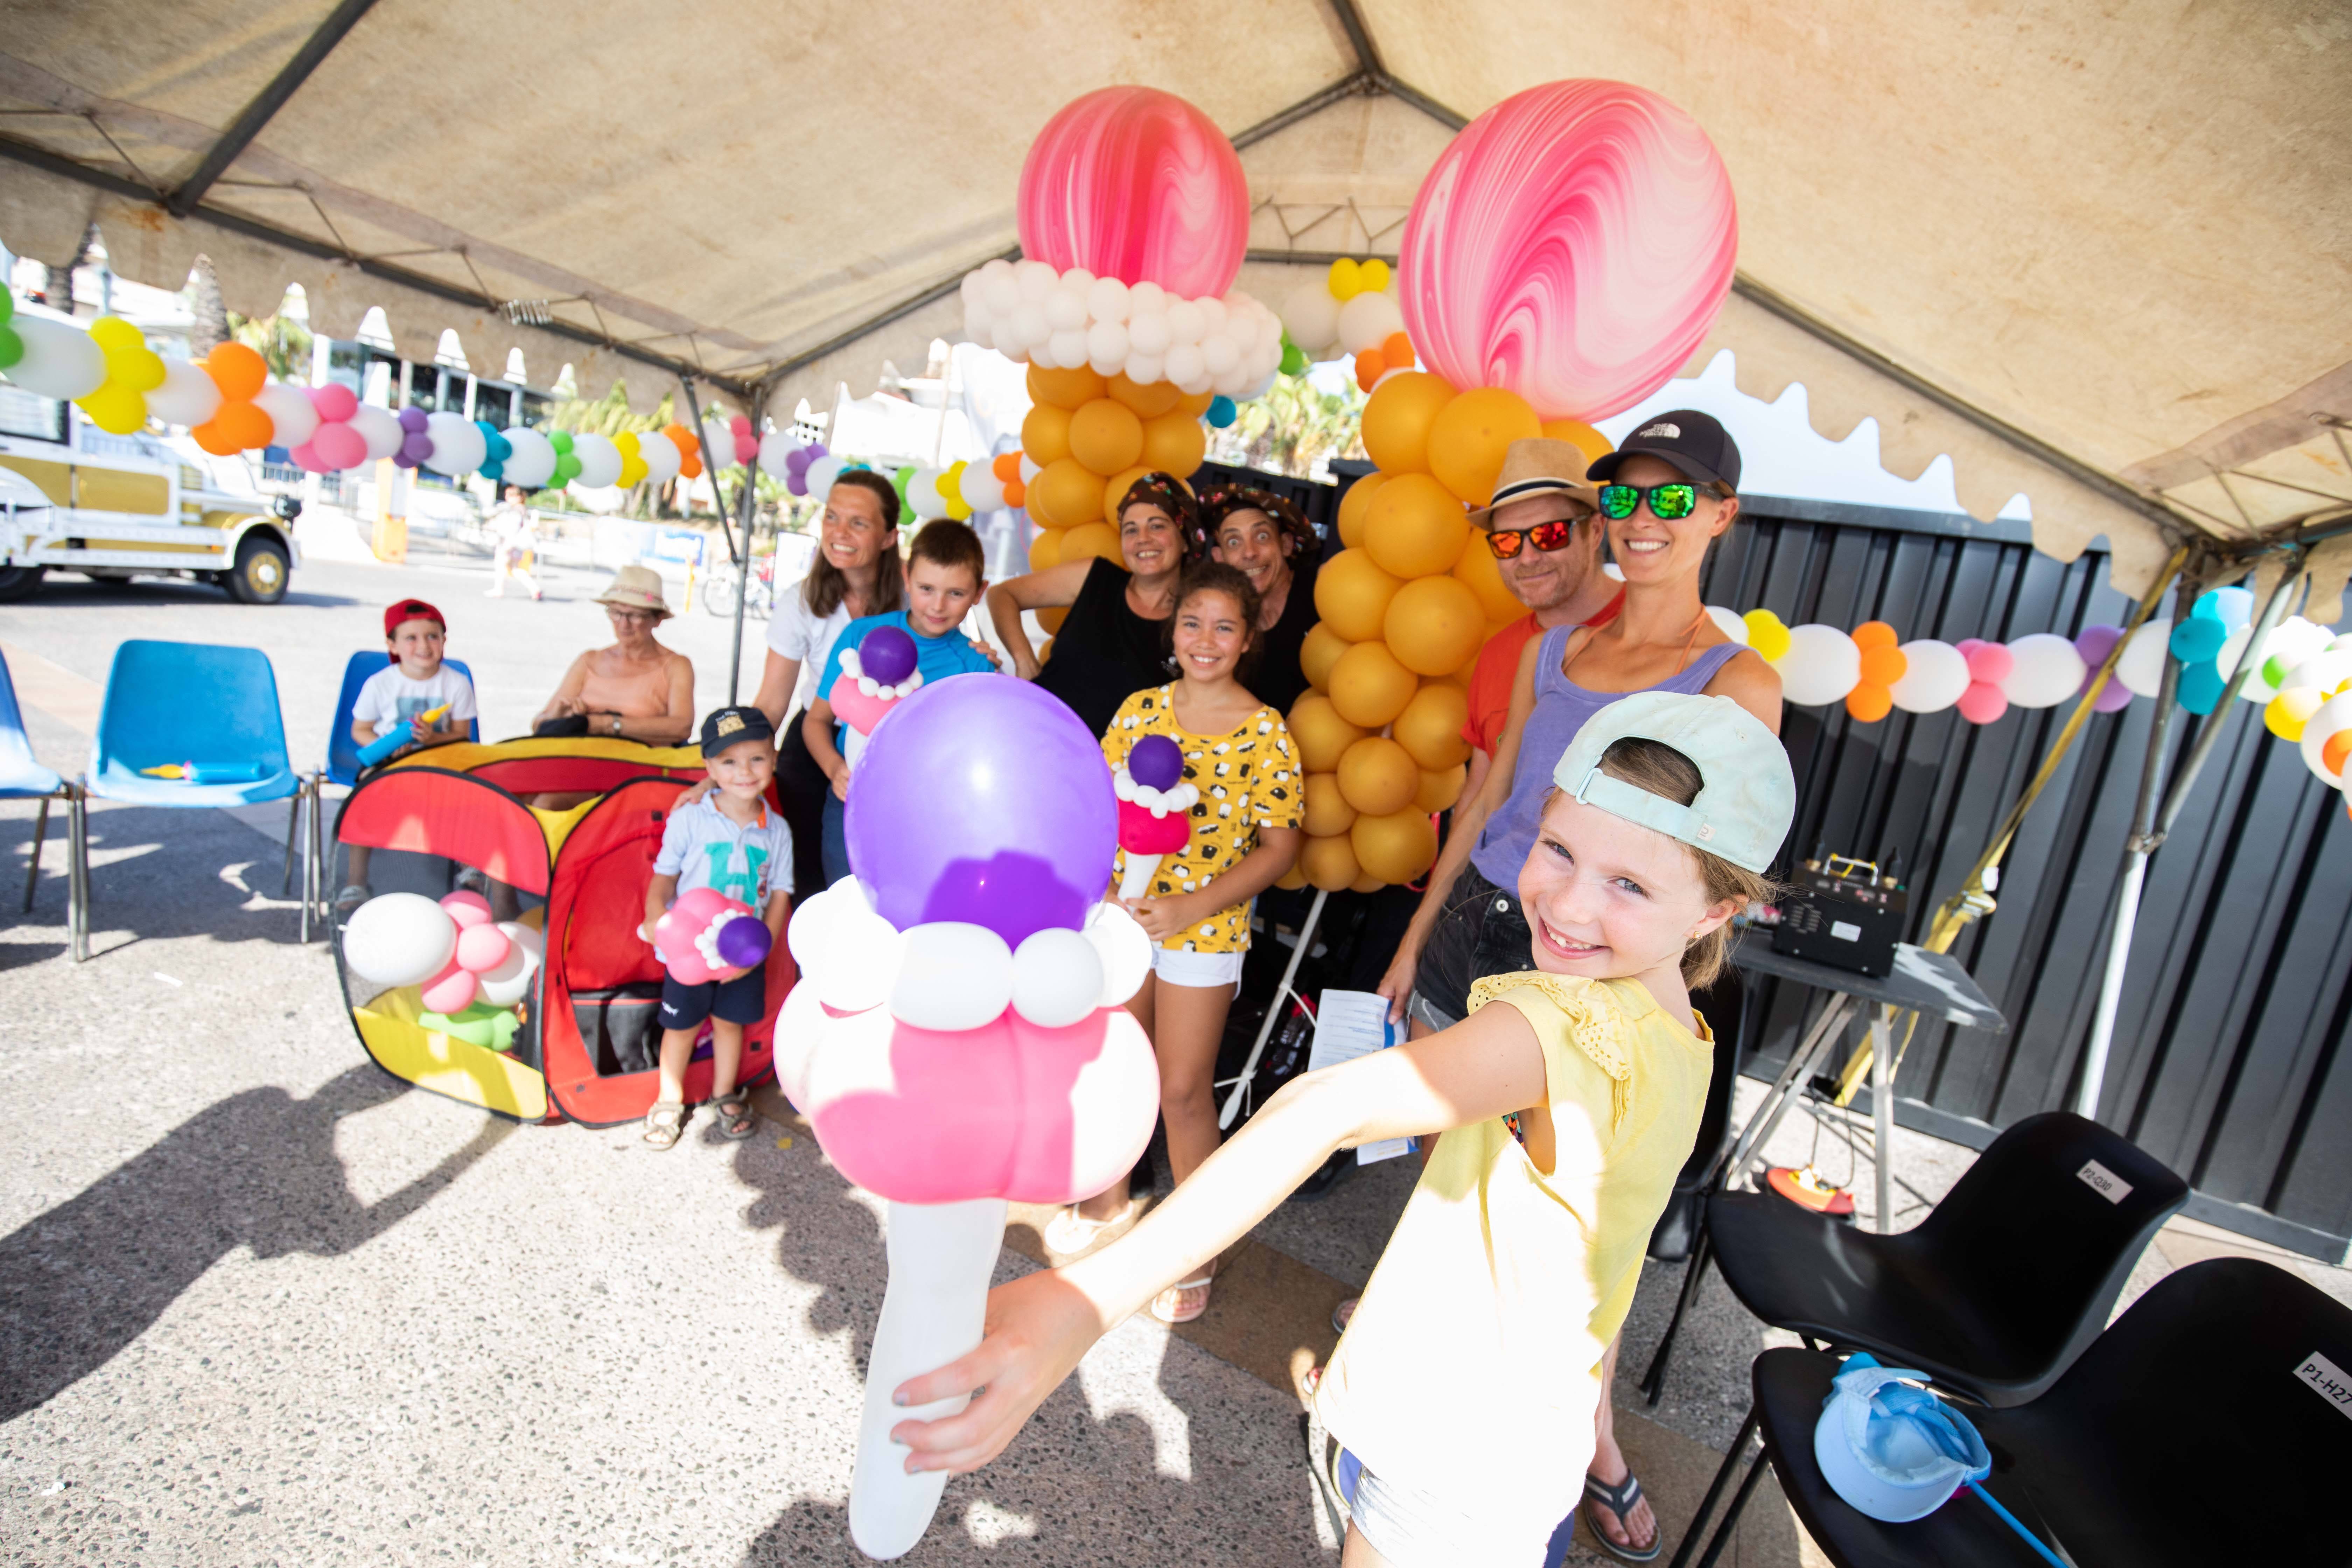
[887,691,1793,1565]
[1044,561,1302,1324]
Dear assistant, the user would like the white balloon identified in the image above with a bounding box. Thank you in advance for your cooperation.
[502,426,557,488]
[1085,319,1131,376]
[2114,618,2174,698]
[252,383,318,448]
[958,460,1004,513]
[1889,639,1970,713]
[818,909,906,1014]
[1773,623,1863,707]
[1999,632,2088,709]
[1083,900,1153,1009]
[1200,334,1240,377]
[1121,350,1165,387]
[908,471,951,520]
[474,920,542,1006]
[638,426,683,485]
[3,315,105,399]
[1126,280,1167,319]
[1018,454,1042,484]
[699,420,736,470]
[1009,926,1104,1028]
[1281,283,1339,355]
[1164,343,1208,394]
[889,922,1013,1030]
[1046,327,1090,369]
[1010,303,1050,352]
[1336,290,1404,355]
[1707,606,1749,644]
[803,455,844,497]
[146,357,222,426]
[1044,287,1088,332]
[982,266,1021,317]
[351,403,403,460]
[1195,296,1228,339]
[342,892,457,988]
[2302,688,2352,786]
[758,428,802,478]
[1015,259,1059,301]
[1086,275,1131,324]
[1164,299,1204,347]
[570,430,622,488]
[2284,646,2352,699]
[423,410,487,476]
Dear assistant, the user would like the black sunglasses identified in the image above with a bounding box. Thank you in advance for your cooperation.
[1597,482,1702,521]
[1486,518,1584,559]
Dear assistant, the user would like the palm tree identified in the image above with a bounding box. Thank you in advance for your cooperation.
[1208,370,1366,477]
[226,309,312,382]
[185,255,228,355]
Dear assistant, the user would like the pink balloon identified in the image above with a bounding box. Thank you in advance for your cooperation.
[311,420,367,470]
[455,922,511,974]
[1956,680,2010,724]
[288,441,325,473]
[1016,86,1247,300]
[420,957,480,1015]
[1965,641,2015,684]
[1399,80,1737,422]
[308,383,358,423]
[440,889,493,929]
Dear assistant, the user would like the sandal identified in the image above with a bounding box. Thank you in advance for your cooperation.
[641,1101,687,1150]
[1581,1469,1662,1563]
[334,884,369,918]
[1150,1273,1214,1325]
[1331,1296,1358,1336]
[710,1087,757,1140]
[1041,1199,1138,1257]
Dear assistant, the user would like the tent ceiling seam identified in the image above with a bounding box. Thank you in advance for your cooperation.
[166,0,382,218]
[1320,0,1386,77]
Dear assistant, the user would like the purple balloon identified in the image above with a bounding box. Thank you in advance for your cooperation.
[400,430,434,462]
[715,914,773,970]
[784,446,812,472]
[2074,624,2134,712]
[397,406,429,433]
[391,449,419,469]
[806,442,828,460]
[785,471,807,497]
[860,625,919,686]
[845,677,1115,945]
[1128,733,1184,791]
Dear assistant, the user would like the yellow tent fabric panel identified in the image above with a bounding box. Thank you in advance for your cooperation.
[354,988,548,1123]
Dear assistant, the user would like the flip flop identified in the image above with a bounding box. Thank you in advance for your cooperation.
[1150,1274,1214,1324]
[1041,1199,1137,1256]
[1581,1470,1662,1563]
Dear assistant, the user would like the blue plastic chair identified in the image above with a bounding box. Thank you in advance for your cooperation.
[323,651,480,788]
[73,640,307,960]
[0,648,71,918]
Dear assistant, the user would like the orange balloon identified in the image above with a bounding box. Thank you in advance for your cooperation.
[1845,685,1894,723]
[212,400,274,450]
[1383,575,1486,677]
[1349,872,1387,894]
[992,451,1022,482]
[1351,807,1440,885]
[1312,548,1403,644]
[1138,410,1206,477]
[1539,419,1614,468]
[1102,464,1156,523]
[1027,364,1105,408]
[1415,764,1467,814]
[1391,681,1471,771]
[1178,389,1215,416]
[1028,526,1064,570]
[1354,348,1386,391]
[202,342,266,401]
[1359,372,1456,476]
[1336,471,1387,548]
[1038,606,1069,635]
[1301,621,1351,693]
[1852,621,1899,652]
[1107,373,1183,418]
[1429,387,1541,506]
[1381,331,1416,369]
[1061,521,1123,566]
[1001,477,1026,507]
[1299,833,1362,892]
[1289,692,1368,772]
[1303,773,1358,837]
[1068,398,1144,476]
[1858,645,1908,687]
[2326,729,2352,776]
[1327,639,1419,729]
[1022,402,1073,467]
[1450,526,1527,623]
[1365,472,1470,579]
[192,418,243,456]
[1032,457,1104,529]
[1336,736,1420,817]
[1274,860,1309,891]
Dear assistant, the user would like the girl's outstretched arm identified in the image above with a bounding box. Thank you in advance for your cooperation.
[886,997,1549,1474]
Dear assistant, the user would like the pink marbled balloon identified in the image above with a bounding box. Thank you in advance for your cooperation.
[1400,80,1737,422]
[1016,86,1248,300]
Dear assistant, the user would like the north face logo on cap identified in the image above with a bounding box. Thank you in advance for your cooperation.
[715,713,745,735]
[1638,422,1682,439]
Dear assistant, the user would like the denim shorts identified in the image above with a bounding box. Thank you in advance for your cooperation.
[1409,863,1534,1030]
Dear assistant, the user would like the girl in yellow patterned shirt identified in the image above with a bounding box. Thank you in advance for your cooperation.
[1043,562,1301,1324]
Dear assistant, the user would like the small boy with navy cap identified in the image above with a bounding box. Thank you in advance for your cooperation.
[640,705,792,1148]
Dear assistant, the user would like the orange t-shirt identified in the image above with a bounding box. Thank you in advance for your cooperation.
[1461,589,1624,755]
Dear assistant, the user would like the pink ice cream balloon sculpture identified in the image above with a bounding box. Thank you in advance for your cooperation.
[1114,732,1195,902]
[1399,79,1737,422]
[1016,85,1248,300]
[651,886,771,985]
[827,624,922,769]
[774,677,1157,1560]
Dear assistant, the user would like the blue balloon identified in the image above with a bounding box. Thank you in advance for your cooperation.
[485,428,513,462]
[479,458,503,482]
[1206,395,1238,428]
[2169,615,2228,665]
[2177,660,2226,714]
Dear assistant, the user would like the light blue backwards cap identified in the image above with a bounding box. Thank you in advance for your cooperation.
[1551,692,1794,874]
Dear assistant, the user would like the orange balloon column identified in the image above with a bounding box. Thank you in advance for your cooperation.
[1019,362,1209,572]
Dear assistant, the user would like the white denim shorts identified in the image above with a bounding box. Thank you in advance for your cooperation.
[1350,1463,1558,1566]
[1149,945,1245,989]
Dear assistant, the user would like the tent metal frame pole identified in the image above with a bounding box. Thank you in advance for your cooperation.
[167,0,383,217]
[2076,550,2306,1118]
[1216,887,1329,1130]
[672,373,741,568]
[726,388,767,708]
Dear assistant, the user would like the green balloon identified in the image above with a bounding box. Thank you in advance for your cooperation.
[0,290,14,323]
[555,454,582,481]
[0,324,20,371]
[548,430,574,454]
[1280,343,1310,377]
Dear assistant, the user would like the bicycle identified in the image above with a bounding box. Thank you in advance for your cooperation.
[700,553,775,619]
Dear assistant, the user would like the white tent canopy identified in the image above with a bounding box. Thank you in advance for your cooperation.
[2,0,2346,598]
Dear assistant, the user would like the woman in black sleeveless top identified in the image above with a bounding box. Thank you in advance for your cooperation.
[988,472,1198,738]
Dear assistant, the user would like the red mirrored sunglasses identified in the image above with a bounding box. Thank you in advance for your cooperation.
[1486,518,1582,559]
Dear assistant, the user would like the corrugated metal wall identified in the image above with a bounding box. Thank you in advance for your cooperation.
[1711,496,2352,1260]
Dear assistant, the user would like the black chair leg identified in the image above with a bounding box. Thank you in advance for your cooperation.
[1641,1230,1714,1405]
[1666,1401,1756,1568]
[21,793,48,913]
[1690,1447,1773,1568]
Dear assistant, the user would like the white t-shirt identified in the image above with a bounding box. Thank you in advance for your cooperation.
[765,579,853,718]
[353,663,477,737]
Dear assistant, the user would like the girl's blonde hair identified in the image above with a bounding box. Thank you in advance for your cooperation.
[1591,736,1779,988]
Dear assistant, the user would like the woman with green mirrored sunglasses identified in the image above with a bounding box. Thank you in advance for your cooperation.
[1597,482,1703,521]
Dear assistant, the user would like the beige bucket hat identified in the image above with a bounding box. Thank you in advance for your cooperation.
[1469,438,1600,526]
[596,564,671,617]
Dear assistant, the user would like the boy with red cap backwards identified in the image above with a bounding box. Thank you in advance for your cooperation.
[338,598,479,912]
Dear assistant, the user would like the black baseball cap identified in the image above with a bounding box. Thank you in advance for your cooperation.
[699,705,775,758]
[1587,409,1741,493]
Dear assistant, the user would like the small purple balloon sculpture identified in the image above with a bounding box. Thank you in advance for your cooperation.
[1128,733,1184,791]
[845,677,1115,946]
[861,625,919,686]
[2073,624,2133,712]
[715,914,773,970]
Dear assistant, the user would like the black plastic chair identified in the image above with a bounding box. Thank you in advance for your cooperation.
[1648,1111,2186,1408]
[1681,1258,2352,1567]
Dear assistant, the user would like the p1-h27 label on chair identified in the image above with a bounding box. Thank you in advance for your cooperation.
[2076,1159,2132,1204]
[2295,1352,2352,1423]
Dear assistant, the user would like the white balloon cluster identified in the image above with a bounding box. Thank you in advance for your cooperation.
[959,259,1283,400]
[785,877,1152,1031]
[1278,276,1406,365]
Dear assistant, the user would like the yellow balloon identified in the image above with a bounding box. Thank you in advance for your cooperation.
[1300,833,1362,892]
[937,465,963,499]
[1336,471,1386,549]
[1068,398,1144,476]
[1028,526,1064,570]
[1303,773,1358,837]
[1032,457,1104,529]
[1383,574,1486,678]
[1061,520,1123,566]
[1428,386,1542,506]
[1301,621,1351,693]
[1359,372,1456,475]
[2267,687,2324,741]
[1391,682,1472,771]
[1450,526,1528,623]
[1337,736,1419,817]
[1743,609,1792,663]
[618,457,648,487]
[1107,373,1183,418]
[1022,402,1073,468]
[1138,409,1205,476]
[1027,364,1106,409]
[1102,464,1156,524]
[105,343,165,393]
[1351,807,1439,885]
[1357,258,1391,294]
[1365,472,1470,579]
[88,316,142,351]
[1328,639,1419,729]
[1289,692,1368,772]
[614,431,641,460]
[1328,258,1363,301]
[1415,764,1467,814]
[1313,548,1403,644]
[77,383,148,435]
